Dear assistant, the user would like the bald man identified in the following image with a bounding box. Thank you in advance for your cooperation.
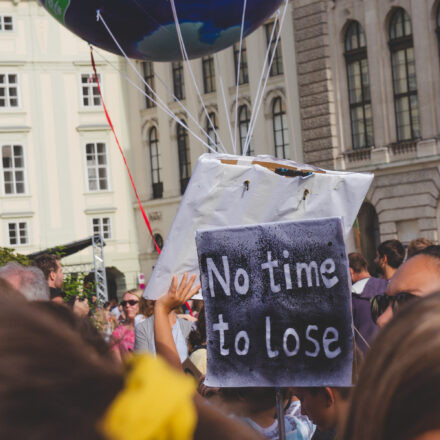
[376,246,440,328]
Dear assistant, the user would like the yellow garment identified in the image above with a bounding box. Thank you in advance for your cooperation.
[101,355,197,440]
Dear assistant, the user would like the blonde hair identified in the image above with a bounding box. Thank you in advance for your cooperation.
[341,292,440,440]
[123,288,143,300]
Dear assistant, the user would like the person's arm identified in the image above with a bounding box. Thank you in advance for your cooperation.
[154,273,200,370]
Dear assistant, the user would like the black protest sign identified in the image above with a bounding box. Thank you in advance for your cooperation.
[196,217,353,388]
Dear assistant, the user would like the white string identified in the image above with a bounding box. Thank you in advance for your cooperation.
[233,0,248,154]
[243,0,289,156]
[95,47,219,150]
[169,0,228,154]
[353,325,371,349]
[215,53,235,153]
[241,12,279,155]
[96,11,219,154]
[149,64,221,151]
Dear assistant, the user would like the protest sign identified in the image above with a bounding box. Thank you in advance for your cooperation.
[145,153,372,300]
[196,217,353,388]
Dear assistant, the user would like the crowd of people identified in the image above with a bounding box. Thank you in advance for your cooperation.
[0,237,440,440]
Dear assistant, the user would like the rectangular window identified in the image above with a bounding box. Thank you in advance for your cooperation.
[92,217,112,239]
[202,56,216,94]
[142,62,156,108]
[265,22,284,77]
[81,73,101,107]
[85,142,109,191]
[234,41,249,85]
[2,144,25,194]
[172,62,185,100]
[0,74,19,108]
[0,16,13,32]
[8,221,28,246]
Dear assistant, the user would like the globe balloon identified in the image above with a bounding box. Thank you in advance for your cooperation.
[39,0,284,62]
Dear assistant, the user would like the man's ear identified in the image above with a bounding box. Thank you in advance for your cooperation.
[382,255,388,267]
[324,387,335,407]
[48,270,55,282]
[349,268,355,282]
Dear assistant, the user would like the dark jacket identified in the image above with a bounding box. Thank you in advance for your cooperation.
[352,277,388,353]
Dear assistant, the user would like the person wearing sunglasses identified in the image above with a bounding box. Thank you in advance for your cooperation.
[110,289,142,362]
[372,245,440,328]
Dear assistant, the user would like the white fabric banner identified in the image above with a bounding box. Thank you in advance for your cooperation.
[144,153,373,299]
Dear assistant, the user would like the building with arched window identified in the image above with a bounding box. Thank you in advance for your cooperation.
[292,0,440,262]
[344,21,374,150]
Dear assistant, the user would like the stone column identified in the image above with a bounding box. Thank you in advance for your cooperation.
[292,0,339,169]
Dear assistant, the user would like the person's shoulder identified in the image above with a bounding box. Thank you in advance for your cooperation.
[135,315,154,330]
[365,276,388,291]
[178,316,195,333]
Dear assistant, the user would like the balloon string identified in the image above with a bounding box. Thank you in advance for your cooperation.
[215,52,235,153]
[233,0,248,153]
[89,47,194,316]
[169,0,227,154]
[95,10,219,155]
[243,0,289,157]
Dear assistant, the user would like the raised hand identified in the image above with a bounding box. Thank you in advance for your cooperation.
[156,273,201,313]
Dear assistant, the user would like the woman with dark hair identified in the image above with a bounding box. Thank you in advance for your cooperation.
[341,292,440,440]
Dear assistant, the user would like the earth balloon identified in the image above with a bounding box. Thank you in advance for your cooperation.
[38,0,284,62]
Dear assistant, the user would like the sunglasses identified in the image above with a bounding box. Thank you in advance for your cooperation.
[370,292,417,324]
[121,300,139,307]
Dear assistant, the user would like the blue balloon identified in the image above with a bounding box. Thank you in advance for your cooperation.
[39,0,284,61]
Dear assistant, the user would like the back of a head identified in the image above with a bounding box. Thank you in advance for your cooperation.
[341,292,440,440]
[418,245,440,261]
[0,262,49,301]
[32,254,59,280]
[348,253,368,274]
[407,238,433,259]
[377,240,405,269]
[0,277,26,304]
[0,296,123,439]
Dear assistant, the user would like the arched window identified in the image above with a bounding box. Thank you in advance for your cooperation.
[206,112,218,152]
[389,8,420,142]
[153,233,164,252]
[142,62,155,109]
[149,127,162,199]
[177,122,190,194]
[357,202,380,271]
[344,21,374,150]
[239,105,253,156]
[272,97,289,159]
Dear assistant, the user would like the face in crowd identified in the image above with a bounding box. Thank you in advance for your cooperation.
[50,261,64,290]
[376,252,440,328]
[121,292,140,321]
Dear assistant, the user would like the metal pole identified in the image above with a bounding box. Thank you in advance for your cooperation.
[92,234,108,305]
[276,388,286,440]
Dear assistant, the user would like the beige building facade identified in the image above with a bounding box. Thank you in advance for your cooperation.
[0,0,140,298]
[293,0,440,263]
